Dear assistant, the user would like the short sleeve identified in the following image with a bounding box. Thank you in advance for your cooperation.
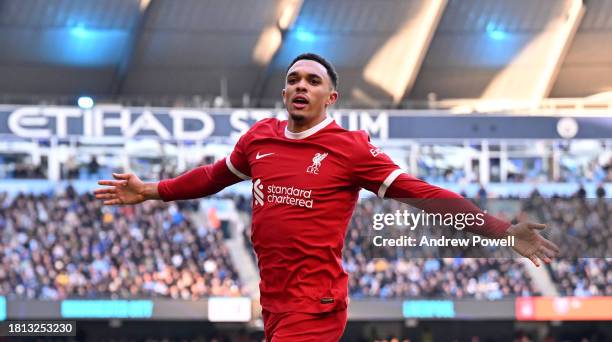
[350,131,403,197]
[226,132,252,180]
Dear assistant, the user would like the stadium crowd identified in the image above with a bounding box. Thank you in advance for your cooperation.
[0,187,243,300]
[343,198,538,299]
[345,256,536,300]
[0,183,610,301]
[523,191,612,296]
[550,258,611,297]
[342,190,612,299]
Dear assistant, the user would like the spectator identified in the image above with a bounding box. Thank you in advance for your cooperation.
[88,156,100,179]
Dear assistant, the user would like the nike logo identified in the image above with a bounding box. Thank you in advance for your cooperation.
[256,152,275,160]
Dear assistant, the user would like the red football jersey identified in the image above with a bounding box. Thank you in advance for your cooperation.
[227,116,402,313]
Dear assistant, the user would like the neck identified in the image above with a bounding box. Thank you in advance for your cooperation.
[287,113,327,133]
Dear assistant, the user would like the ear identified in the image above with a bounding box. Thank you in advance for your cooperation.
[326,90,338,106]
[282,89,287,106]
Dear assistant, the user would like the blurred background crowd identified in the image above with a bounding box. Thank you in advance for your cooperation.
[0,187,243,300]
[0,185,609,302]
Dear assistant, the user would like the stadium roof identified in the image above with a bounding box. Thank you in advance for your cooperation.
[0,0,610,107]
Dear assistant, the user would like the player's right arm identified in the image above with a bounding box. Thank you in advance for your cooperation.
[95,126,254,205]
[94,157,243,205]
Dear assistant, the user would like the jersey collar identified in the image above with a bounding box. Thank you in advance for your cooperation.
[284,116,333,140]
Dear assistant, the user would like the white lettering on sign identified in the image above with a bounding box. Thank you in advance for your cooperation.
[169,109,214,141]
[8,107,50,138]
[5,107,391,141]
[6,106,216,140]
[331,111,389,139]
[8,107,81,138]
[360,112,388,139]
[228,109,287,139]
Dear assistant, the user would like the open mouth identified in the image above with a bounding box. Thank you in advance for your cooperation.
[292,95,309,109]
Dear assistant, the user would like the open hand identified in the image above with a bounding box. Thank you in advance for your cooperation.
[507,222,560,267]
[94,173,147,205]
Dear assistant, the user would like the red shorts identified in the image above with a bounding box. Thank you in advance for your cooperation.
[262,309,348,342]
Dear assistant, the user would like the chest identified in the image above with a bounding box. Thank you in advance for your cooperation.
[246,140,350,188]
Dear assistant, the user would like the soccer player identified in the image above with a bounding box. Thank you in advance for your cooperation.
[94,53,559,341]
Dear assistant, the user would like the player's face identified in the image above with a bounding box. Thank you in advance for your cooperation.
[282,60,338,123]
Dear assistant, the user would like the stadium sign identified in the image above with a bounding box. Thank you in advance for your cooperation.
[1,105,612,140]
[403,300,455,318]
[2,297,611,321]
[0,297,5,321]
[516,297,612,321]
[4,106,216,140]
[61,300,154,319]
[0,106,389,141]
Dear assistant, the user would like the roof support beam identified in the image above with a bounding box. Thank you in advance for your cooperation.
[109,0,156,97]
[480,0,584,103]
[251,0,303,107]
[535,0,584,101]
[363,0,447,107]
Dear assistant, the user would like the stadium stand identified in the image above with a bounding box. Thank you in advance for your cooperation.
[343,198,539,300]
[0,187,244,300]
[550,258,611,297]
[2,184,607,306]
[523,192,612,297]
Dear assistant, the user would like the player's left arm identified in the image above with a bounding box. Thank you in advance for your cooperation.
[350,132,559,266]
[384,174,560,266]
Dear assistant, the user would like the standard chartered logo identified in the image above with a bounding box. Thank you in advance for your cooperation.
[252,179,314,208]
[253,179,265,206]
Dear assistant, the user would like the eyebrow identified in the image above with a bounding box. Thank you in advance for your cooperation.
[287,71,323,80]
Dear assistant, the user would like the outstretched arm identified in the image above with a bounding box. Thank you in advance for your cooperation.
[385,173,560,266]
[94,157,242,205]
[385,174,509,237]
[348,131,559,267]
